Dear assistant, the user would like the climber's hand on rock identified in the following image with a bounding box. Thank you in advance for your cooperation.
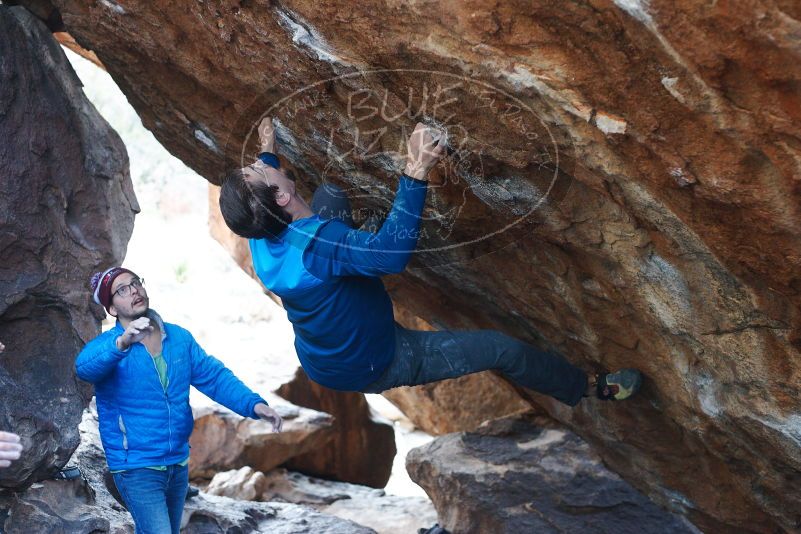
[254,403,283,433]
[116,317,153,351]
[0,431,22,468]
[404,122,447,181]
[258,117,276,153]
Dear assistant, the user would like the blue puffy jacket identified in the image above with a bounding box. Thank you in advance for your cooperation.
[75,311,265,471]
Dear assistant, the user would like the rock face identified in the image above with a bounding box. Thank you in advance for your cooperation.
[277,369,396,488]
[0,5,136,489]
[2,405,134,533]
[189,398,335,479]
[407,413,698,534]
[0,478,131,534]
[19,0,801,531]
[382,373,530,435]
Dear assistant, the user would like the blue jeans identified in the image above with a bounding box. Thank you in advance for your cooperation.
[112,464,188,534]
[362,325,589,406]
[312,184,588,406]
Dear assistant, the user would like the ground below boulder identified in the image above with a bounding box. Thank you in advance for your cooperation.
[206,466,436,534]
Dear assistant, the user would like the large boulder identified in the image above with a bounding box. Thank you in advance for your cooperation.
[0,4,136,489]
[277,369,396,488]
[381,374,530,435]
[17,1,801,531]
[407,413,698,534]
[189,398,336,479]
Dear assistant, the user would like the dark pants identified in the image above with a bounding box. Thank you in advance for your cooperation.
[112,464,188,534]
[311,183,589,406]
[362,325,587,406]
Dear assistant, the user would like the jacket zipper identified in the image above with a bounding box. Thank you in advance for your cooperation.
[149,351,173,455]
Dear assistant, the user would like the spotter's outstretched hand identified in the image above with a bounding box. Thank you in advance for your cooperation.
[254,403,283,433]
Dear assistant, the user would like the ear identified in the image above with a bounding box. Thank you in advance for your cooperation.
[275,190,291,208]
[108,304,118,318]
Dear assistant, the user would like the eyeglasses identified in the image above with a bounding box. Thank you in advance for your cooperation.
[113,278,145,299]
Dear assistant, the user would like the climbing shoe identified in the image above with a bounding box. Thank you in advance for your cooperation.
[52,464,82,480]
[418,524,450,534]
[596,369,642,401]
[186,485,200,500]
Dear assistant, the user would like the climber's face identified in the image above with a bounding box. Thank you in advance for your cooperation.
[242,162,296,207]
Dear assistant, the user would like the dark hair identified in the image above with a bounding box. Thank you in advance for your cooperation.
[219,169,292,240]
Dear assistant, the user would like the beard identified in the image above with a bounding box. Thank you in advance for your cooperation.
[116,297,149,322]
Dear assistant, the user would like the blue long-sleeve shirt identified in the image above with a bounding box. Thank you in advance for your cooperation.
[249,161,428,391]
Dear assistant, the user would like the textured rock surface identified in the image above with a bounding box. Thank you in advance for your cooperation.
[1,406,134,533]
[382,374,529,435]
[0,5,136,489]
[21,0,801,531]
[189,397,335,479]
[407,413,698,534]
[277,369,396,488]
[207,467,437,534]
[0,477,131,534]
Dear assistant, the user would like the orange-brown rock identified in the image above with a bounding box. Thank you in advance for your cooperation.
[19,1,801,531]
[277,369,396,488]
[381,375,530,436]
[188,399,335,480]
